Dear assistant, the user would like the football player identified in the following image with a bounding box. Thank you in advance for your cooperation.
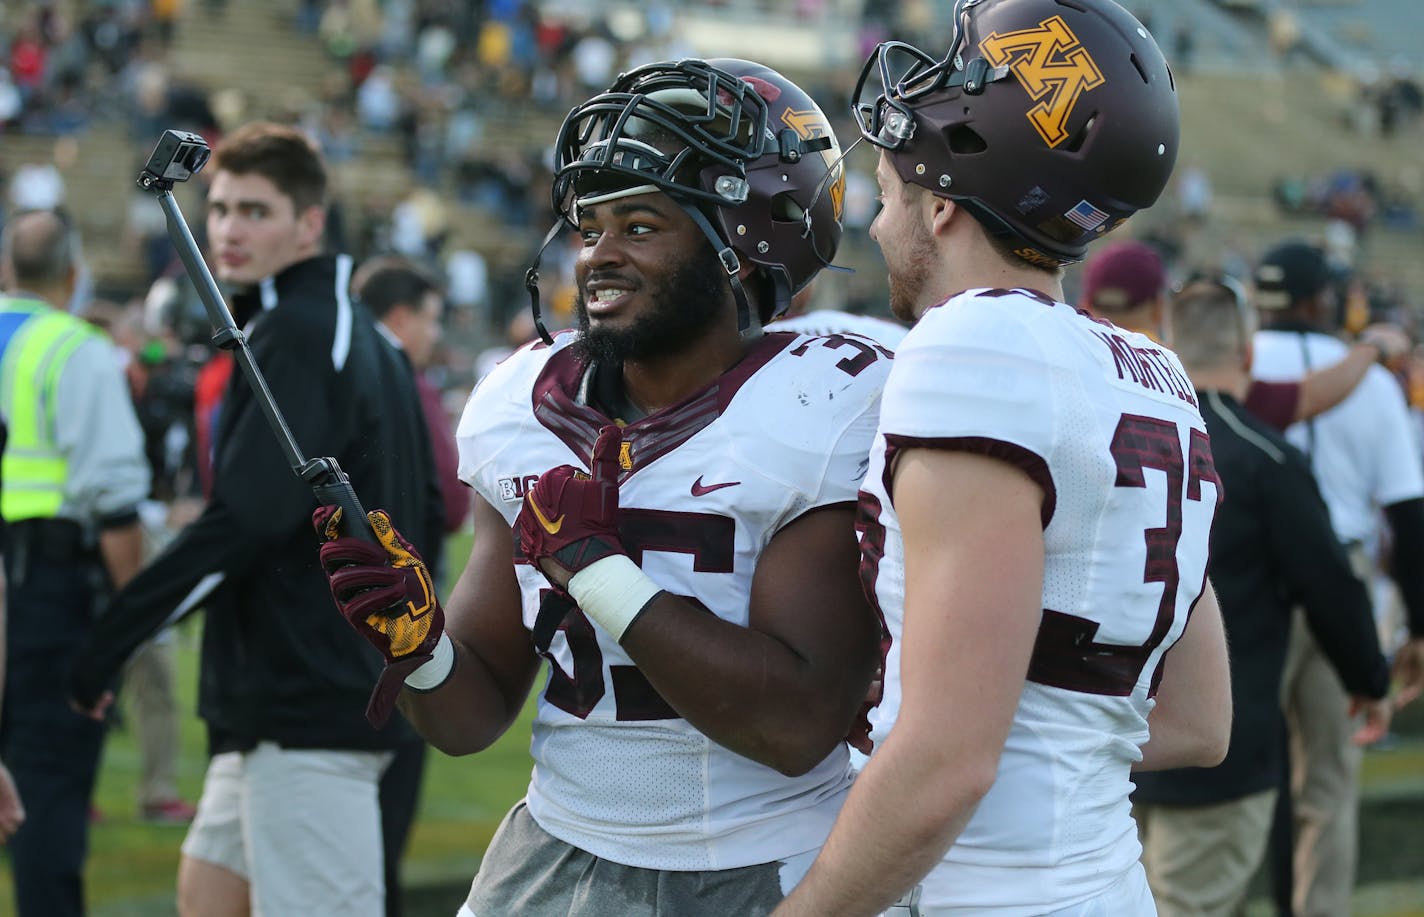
[774,1,1232,914]
[316,59,888,916]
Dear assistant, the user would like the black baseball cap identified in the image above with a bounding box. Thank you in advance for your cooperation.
[1253,241,1331,310]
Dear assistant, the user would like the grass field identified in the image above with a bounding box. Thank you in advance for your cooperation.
[2,530,1423,915]
[0,533,538,917]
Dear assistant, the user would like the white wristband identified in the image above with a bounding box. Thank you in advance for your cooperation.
[403,632,455,691]
[567,554,664,642]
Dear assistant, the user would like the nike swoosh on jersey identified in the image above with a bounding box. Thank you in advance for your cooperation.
[691,475,741,497]
[528,497,565,534]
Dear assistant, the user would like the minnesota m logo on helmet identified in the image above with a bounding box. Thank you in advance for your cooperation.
[980,15,1106,148]
[780,107,846,220]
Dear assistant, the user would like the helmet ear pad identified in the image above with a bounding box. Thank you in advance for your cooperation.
[887,0,1179,265]
[697,59,847,321]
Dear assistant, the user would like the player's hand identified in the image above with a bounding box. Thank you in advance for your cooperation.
[0,761,23,843]
[1349,694,1393,746]
[1391,637,1424,710]
[314,506,446,728]
[517,425,626,590]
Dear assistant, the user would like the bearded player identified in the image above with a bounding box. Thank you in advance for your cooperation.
[315,58,888,916]
[776,1,1231,914]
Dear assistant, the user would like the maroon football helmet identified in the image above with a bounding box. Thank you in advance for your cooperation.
[852,0,1178,266]
[551,58,847,328]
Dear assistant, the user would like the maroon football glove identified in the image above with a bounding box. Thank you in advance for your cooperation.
[517,425,627,588]
[314,505,446,728]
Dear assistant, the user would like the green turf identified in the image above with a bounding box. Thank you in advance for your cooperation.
[3,529,1423,915]
[0,533,538,917]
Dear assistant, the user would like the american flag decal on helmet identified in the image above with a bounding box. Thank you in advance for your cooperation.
[1065,199,1110,232]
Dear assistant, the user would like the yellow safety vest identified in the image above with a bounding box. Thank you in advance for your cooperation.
[0,297,103,521]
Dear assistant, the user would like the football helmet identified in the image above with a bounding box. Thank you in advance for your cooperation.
[852,0,1178,266]
[548,57,846,331]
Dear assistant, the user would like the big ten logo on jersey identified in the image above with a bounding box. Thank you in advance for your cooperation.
[497,473,541,503]
[1091,329,1198,409]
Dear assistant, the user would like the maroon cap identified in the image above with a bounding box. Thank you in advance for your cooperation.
[1080,241,1165,313]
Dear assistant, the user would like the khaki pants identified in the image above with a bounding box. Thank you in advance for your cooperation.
[123,634,180,807]
[1280,544,1372,917]
[1136,790,1277,917]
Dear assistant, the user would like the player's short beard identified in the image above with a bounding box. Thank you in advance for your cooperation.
[574,241,729,365]
[887,214,939,323]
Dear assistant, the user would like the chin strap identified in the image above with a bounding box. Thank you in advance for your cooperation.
[524,219,568,345]
[680,203,759,337]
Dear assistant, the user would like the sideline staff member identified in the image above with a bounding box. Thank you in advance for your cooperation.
[1133,278,1392,915]
[0,209,150,917]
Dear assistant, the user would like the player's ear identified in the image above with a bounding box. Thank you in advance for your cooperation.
[926,194,957,238]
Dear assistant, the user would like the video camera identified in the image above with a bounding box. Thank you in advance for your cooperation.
[137,130,211,191]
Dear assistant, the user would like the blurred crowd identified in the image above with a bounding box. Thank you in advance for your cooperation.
[1,0,1421,577]
[1,4,1424,912]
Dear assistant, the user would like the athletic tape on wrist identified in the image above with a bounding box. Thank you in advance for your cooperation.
[404,632,455,691]
[567,554,663,642]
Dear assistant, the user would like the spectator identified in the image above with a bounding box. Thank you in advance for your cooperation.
[79,297,200,827]
[8,157,66,214]
[0,209,150,917]
[1252,240,1424,917]
[352,255,466,544]
[1176,163,1211,225]
[0,417,26,846]
[0,70,22,129]
[1133,278,1393,917]
[68,122,441,917]
[1077,240,1404,429]
[350,254,464,917]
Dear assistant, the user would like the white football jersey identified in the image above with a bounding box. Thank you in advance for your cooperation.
[860,288,1218,914]
[771,309,910,350]
[457,329,890,871]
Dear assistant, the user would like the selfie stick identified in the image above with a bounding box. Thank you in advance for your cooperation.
[136,129,376,543]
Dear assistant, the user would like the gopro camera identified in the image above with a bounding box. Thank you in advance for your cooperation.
[138,130,212,191]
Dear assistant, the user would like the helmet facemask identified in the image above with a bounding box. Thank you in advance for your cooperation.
[525,59,846,342]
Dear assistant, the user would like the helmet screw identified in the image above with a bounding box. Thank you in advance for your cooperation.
[915,163,926,175]
[757,241,770,254]
[939,175,952,188]
[737,224,747,236]
[1157,144,1166,155]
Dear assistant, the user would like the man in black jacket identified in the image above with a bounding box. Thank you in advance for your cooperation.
[1132,278,1392,917]
[69,122,440,917]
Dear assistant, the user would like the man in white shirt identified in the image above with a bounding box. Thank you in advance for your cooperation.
[1251,239,1424,917]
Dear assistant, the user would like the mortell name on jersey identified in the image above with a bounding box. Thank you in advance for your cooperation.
[1090,328,1198,409]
